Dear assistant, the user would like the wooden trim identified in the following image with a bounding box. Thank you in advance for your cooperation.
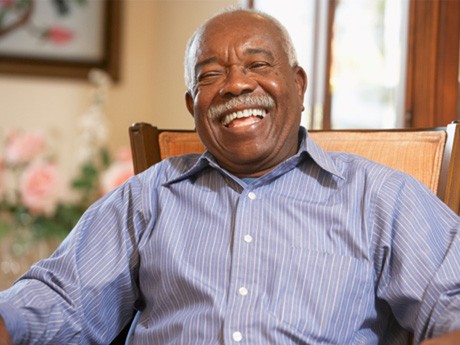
[104,0,123,82]
[435,0,460,125]
[129,123,199,174]
[406,0,460,127]
[407,0,439,127]
[404,0,415,127]
[129,122,160,174]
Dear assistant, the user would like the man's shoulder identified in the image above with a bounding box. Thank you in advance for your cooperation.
[324,150,414,184]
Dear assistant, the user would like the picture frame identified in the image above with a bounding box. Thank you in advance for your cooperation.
[0,0,122,81]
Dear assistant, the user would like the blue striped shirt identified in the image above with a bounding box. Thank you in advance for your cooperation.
[1,127,460,344]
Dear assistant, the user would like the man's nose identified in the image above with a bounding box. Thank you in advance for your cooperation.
[219,66,257,97]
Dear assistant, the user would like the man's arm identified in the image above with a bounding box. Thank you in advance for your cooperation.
[0,317,12,345]
[0,173,149,343]
[371,171,460,340]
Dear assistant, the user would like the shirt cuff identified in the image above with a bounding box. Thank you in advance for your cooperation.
[0,302,27,344]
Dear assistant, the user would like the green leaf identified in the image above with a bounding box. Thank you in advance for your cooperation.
[15,0,32,10]
[0,10,8,29]
[100,148,112,168]
[0,220,10,238]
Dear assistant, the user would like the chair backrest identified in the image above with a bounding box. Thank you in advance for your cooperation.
[129,121,460,215]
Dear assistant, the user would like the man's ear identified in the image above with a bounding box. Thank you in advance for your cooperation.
[185,91,194,118]
[294,66,308,99]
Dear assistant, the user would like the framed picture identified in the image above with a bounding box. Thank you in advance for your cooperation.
[0,0,122,81]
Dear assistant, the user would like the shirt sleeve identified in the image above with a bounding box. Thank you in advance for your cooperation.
[372,170,460,342]
[0,173,151,344]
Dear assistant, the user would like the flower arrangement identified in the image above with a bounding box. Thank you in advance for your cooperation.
[0,70,134,239]
[0,69,133,287]
[0,129,134,240]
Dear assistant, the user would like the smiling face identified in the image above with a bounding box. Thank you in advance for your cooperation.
[185,11,307,177]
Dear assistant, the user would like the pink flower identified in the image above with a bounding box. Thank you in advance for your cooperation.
[116,147,132,162]
[46,26,74,45]
[5,130,46,165]
[0,0,15,7]
[19,163,62,216]
[100,161,134,195]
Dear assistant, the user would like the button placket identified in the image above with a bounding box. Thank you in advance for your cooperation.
[225,189,260,344]
[243,192,255,245]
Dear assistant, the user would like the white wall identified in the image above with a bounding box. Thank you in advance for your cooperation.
[0,0,237,176]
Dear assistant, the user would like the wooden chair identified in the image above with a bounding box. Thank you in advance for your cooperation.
[129,121,460,215]
[117,121,460,344]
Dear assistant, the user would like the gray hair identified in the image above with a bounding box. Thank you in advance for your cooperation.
[184,6,299,93]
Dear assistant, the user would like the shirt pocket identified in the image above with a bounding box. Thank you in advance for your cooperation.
[264,249,373,343]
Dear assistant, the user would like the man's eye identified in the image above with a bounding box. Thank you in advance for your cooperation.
[198,72,221,82]
[249,62,270,69]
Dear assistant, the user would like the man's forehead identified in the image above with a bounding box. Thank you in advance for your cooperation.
[193,23,279,62]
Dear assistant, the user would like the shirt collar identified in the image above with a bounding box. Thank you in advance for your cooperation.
[300,127,344,179]
[163,126,344,185]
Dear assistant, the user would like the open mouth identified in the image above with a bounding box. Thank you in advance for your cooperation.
[221,108,267,128]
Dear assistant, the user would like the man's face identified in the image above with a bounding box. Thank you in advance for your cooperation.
[186,11,307,177]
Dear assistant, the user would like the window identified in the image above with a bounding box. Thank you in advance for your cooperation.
[250,0,410,129]
[330,0,409,129]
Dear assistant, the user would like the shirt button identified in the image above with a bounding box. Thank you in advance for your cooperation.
[248,192,256,200]
[232,331,243,342]
[244,234,253,243]
[238,287,248,296]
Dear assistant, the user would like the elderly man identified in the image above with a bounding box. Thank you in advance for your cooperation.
[1,7,460,345]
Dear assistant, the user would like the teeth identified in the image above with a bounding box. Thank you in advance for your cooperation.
[221,109,266,126]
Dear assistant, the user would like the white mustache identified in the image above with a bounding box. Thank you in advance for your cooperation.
[207,95,275,120]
